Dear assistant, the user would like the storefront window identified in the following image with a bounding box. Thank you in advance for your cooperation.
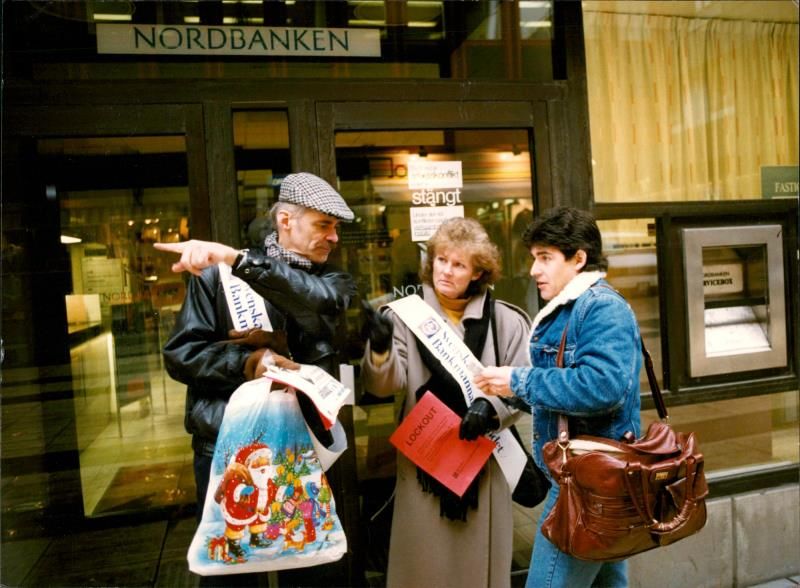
[233,110,291,247]
[2,135,194,519]
[642,390,799,478]
[583,1,799,202]
[598,218,661,390]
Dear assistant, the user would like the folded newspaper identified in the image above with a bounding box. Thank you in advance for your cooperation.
[265,364,351,430]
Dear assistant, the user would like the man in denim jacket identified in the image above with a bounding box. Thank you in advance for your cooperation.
[476,207,642,588]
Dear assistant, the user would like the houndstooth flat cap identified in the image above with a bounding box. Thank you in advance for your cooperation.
[278,173,354,222]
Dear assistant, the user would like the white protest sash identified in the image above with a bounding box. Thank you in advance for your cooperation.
[387,294,526,490]
[219,262,273,332]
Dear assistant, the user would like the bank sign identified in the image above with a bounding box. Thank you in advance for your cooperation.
[96,24,381,57]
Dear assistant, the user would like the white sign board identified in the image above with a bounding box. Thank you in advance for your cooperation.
[97,24,381,57]
[407,160,463,190]
[702,263,744,296]
[410,205,465,242]
[81,257,132,305]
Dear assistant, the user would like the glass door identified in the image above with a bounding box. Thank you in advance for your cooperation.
[2,106,207,526]
[50,134,194,517]
[316,101,548,584]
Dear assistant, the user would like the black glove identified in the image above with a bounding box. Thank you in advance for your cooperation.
[459,398,499,441]
[361,300,394,354]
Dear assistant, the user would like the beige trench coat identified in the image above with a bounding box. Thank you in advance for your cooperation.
[361,285,532,588]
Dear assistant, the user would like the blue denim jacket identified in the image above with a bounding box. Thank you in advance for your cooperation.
[510,274,642,476]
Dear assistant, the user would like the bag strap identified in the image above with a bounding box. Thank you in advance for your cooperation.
[489,296,499,366]
[554,298,669,441]
[642,340,667,420]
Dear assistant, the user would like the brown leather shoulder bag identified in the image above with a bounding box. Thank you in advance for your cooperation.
[540,323,709,562]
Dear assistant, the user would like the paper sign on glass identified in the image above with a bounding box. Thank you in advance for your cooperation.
[389,391,494,497]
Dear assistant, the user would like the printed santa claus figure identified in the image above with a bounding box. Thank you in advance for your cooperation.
[214,442,277,559]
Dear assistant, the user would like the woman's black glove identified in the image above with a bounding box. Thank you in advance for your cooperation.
[361,300,394,354]
[459,398,499,440]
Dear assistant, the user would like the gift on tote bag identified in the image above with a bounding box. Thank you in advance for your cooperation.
[187,378,348,576]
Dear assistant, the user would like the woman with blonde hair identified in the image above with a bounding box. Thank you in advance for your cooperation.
[361,217,532,588]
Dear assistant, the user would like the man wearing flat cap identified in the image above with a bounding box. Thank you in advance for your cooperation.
[155,172,358,585]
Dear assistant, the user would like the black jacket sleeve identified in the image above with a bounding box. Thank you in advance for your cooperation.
[232,252,357,339]
[162,265,248,399]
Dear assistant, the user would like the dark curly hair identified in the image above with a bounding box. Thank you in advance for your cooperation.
[522,207,608,272]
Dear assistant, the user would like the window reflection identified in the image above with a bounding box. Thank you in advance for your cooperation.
[233,110,290,248]
[642,391,799,476]
[334,128,534,312]
[33,135,193,517]
[598,218,661,390]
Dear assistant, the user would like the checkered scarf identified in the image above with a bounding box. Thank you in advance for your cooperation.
[263,232,313,271]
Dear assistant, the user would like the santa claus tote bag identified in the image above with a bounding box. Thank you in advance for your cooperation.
[187,379,348,576]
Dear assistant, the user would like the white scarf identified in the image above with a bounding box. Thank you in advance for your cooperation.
[531,271,606,333]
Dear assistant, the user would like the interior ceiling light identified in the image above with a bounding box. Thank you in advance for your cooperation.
[60,235,82,244]
[93,13,132,22]
[351,0,386,22]
[348,19,386,26]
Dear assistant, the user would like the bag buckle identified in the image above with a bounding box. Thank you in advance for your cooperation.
[557,437,570,464]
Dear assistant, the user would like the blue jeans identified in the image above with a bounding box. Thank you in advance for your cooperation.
[525,487,628,588]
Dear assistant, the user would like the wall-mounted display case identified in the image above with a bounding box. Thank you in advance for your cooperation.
[682,224,787,377]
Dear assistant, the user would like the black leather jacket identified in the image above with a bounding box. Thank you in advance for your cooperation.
[162,248,357,456]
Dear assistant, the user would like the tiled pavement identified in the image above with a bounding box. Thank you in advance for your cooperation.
[2,511,798,587]
[1,514,199,588]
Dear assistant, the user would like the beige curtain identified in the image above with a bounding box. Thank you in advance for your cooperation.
[584,11,799,202]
